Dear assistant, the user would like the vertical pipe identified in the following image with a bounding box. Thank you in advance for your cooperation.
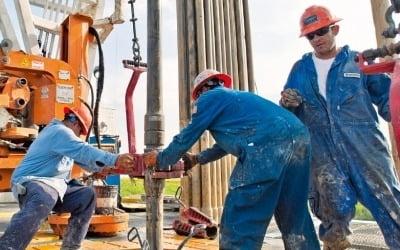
[218,0,227,72]
[187,0,203,209]
[223,0,233,76]
[234,0,248,91]
[177,0,191,125]
[213,0,222,70]
[201,0,215,218]
[218,1,229,215]
[208,137,218,219]
[176,0,191,207]
[199,136,213,217]
[145,0,164,249]
[243,0,255,92]
[228,0,239,89]
[145,0,164,150]
[204,0,214,68]
[214,0,224,219]
[195,0,207,70]
[194,0,209,213]
[207,0,218,220]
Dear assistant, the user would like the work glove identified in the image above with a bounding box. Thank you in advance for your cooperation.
[280,88,303,108]
[115,153,135,170]
[91,167,113,180]
[143,150,158,168]
[80,168,112,185]
[182,152,199,171]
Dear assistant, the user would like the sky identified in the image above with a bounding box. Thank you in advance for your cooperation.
[1,0,393,153]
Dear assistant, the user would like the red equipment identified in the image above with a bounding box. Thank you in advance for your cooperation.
[119,59,185,178]
[357,44,400,150]
[172,186,218,240]
[356,0,400,151]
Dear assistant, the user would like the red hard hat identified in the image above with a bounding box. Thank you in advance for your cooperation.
[299,5,342,37]
[64,106,92,135]
[192,69,232,100]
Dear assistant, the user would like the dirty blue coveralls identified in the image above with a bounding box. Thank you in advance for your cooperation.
[283,45,400,248]
[157,86,320,250]
[0,119,118,250]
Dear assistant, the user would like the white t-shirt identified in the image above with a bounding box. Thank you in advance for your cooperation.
[312,53,335,99]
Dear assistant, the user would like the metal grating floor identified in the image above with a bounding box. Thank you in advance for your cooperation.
[349,220,389,250]
[263,218,389,250]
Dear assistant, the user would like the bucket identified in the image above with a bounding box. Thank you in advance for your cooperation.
[94,185,119,215]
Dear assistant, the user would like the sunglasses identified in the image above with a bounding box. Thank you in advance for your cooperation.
[68,114,84,134]
[197,79,222,96]
[67,114,78,123]
[306,25,333,40]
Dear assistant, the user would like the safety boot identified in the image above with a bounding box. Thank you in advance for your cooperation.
[322,237,351,250]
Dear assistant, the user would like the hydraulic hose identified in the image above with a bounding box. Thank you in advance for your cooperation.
[89,26,104,149]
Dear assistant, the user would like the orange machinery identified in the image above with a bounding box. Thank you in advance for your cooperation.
[0,14,93,191]
[0,12,133,237]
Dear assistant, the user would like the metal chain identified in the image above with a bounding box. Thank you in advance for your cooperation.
[383,0,400,38]
[128,0,142,65]
[392,0,400,13]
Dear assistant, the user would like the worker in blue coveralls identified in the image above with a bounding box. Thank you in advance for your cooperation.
[280,5,400,250]
[143,69,320,250]
[0,106,135,250]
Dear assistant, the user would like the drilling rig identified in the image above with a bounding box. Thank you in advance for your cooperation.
[0,0,187,240]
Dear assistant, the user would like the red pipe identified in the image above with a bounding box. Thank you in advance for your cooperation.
[120,60,184,178]
[123,60,147,154]
[390,60,400,150]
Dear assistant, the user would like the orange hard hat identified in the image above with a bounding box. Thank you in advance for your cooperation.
[64,106,92,135]
[299,5,342,37]
[192,69,232,100]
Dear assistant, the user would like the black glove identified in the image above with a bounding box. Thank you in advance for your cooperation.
[182,152,199,171]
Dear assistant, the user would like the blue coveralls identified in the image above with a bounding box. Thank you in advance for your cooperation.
[157,87,320,250]
[283,45,400,248]
[0,119,118,250]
